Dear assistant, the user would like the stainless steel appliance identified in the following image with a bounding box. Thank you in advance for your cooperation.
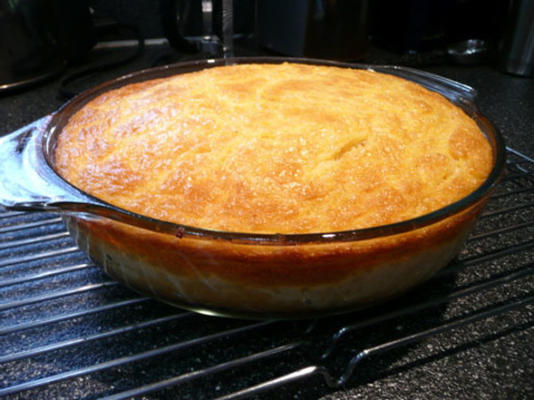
[498,0,534,77]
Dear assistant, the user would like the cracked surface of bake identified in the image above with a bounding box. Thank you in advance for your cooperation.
[55,63,493,234]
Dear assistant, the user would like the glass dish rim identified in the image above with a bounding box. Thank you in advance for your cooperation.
[43,56,506,245]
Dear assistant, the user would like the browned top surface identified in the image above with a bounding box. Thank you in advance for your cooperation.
[55,63,492,233]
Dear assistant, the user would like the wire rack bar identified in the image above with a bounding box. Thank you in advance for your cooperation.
[336,294,534,386]
[0,207,26,219]
[0,297,150,336]
[501,172,534,182]
[0,281,117,311]
[0,321,273,397]
[0,231,70,250]
[460,240,534,267]
[99,342,303,400]
[490,186,533,200]
[216,295,534,400]
[480,202,534,219]
[0,263,94,288]
[322,261,534,358]
[0,211,25,219]
[213,366,319,400]
[468,220,534,241]
[0,264,96,288]
[0,313,192,363]
[0,246,80,268]
[506,147,534,163]
[0,217,63,234]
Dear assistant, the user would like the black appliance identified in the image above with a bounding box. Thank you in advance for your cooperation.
[0,0,95,92]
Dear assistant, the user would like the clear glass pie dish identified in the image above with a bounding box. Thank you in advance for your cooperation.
[0,57,505,319]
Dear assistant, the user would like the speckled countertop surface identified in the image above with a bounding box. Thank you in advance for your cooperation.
[0,44,533,399]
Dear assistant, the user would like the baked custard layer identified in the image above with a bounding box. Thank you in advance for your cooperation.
[55,63,492,233]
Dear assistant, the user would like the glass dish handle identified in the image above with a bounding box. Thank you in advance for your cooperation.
[0,115,100,211]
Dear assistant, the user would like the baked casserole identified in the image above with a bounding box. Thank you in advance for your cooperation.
[50,62,495,317]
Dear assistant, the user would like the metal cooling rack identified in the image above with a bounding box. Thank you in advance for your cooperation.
[1,148,533,399]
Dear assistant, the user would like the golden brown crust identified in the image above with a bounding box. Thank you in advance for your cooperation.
[55,63,492,234]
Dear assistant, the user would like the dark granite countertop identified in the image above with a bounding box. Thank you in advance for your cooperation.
[0,43,533,400]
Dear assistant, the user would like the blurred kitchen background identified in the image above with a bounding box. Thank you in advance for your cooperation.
[1,0,533,96]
